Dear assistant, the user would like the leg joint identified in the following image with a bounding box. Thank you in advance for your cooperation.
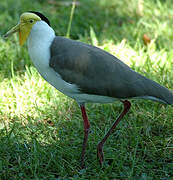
[122,100,131,110]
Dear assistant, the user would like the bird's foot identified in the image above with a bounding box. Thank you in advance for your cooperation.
[97,142,104,166]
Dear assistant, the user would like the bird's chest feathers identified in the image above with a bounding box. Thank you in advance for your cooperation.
[27,33,53,78]
[27,25,79,95]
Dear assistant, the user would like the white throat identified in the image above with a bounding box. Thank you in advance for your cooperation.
[27,21,55,70]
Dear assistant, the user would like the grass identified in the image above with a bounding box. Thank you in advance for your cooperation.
[0,0,173,179]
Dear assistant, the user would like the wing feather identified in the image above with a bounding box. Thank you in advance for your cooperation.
[49,36,173,104]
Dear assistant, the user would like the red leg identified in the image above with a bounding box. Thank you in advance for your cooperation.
[97,100,131,165]
[80,104,90,169]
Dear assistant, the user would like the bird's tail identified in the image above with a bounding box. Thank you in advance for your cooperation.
[138,76,173,105]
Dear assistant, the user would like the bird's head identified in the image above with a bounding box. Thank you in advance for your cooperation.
[4,11,50,46]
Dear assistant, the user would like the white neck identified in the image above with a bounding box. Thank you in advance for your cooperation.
[27,20,55,46]
[27,21,55,68]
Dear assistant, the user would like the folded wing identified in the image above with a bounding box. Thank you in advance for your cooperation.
[50,36,173,105]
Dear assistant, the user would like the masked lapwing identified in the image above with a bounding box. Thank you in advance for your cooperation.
[4,11,173,168]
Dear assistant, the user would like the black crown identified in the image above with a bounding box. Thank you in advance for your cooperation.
[28,11,51,26]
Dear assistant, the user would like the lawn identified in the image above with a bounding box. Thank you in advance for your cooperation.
[0,0,173,179]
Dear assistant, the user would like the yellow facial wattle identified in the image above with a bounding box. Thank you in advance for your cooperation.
[18,21,34,46]
[4,12,41,46]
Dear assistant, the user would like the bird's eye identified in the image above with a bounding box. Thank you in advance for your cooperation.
[29,19,34,23]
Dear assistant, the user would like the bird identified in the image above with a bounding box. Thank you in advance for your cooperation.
[4,11,173,168]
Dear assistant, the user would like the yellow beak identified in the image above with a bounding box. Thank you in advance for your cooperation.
[4,23,20,38]
[4,23,29,46]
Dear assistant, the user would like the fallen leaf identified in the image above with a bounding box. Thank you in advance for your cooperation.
[143,34,151,45]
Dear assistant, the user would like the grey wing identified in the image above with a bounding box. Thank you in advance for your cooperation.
[49,36,173,103]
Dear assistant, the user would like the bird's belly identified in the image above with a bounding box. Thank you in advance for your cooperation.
[35,64,116,104]
[34,62,80,96]
[70,93,116,104]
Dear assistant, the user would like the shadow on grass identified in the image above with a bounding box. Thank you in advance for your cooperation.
[0,116,84,179]
[0,100,172,179]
